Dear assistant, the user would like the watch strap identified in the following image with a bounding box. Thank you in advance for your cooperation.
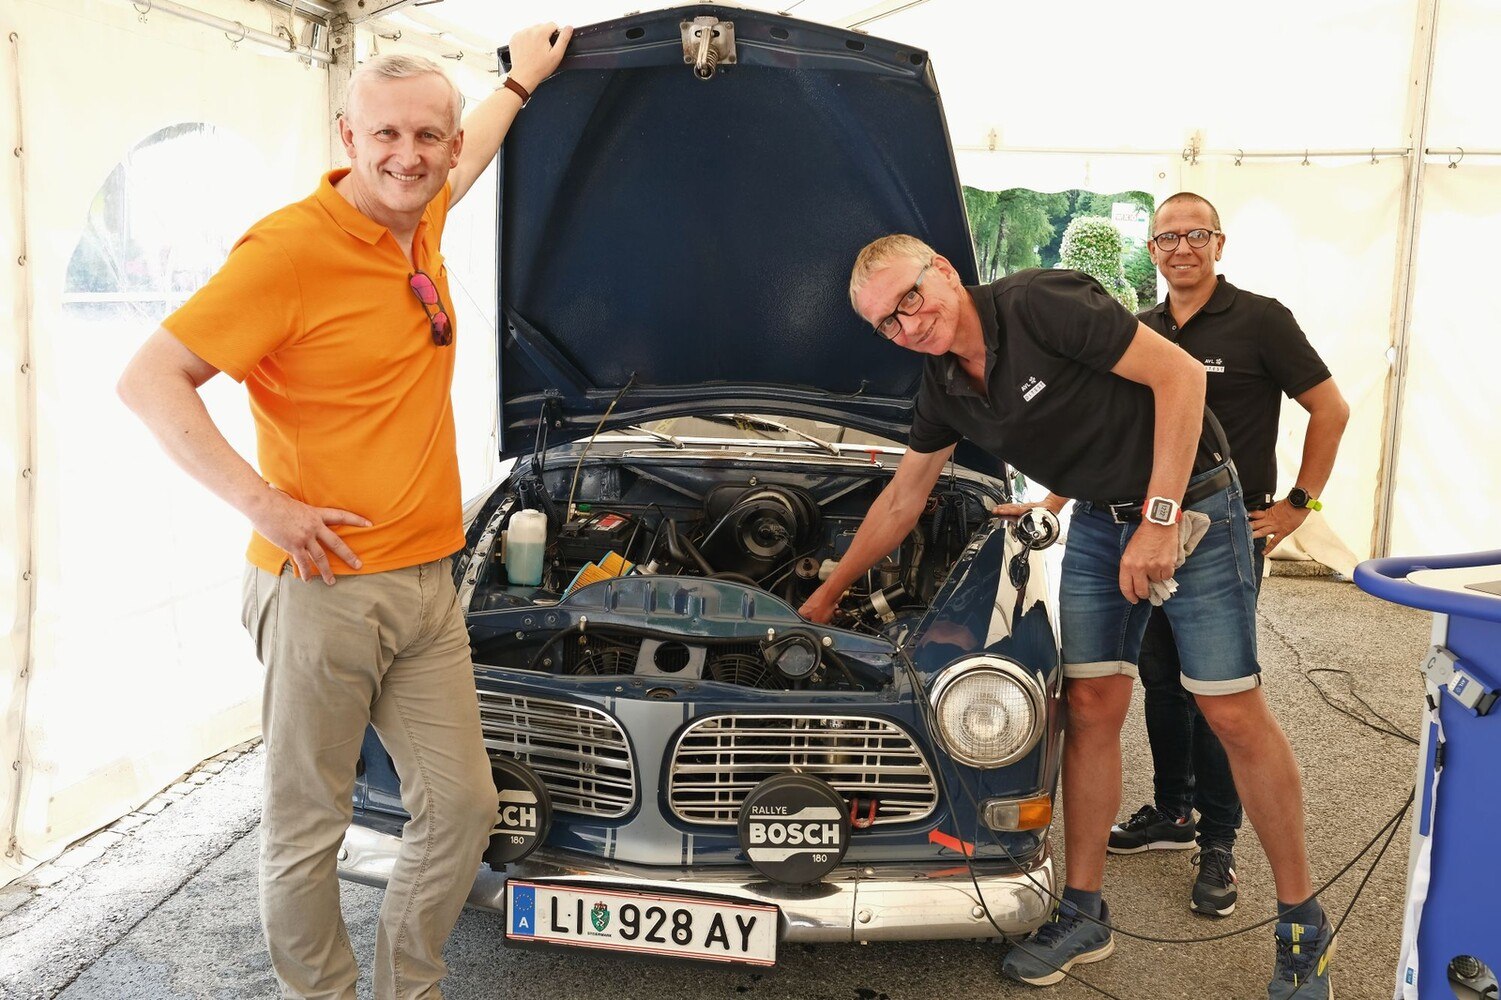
[502,76,531,106]
[1288,487,1323,512]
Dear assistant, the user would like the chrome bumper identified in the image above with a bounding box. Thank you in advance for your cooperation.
[337,824,1053,943]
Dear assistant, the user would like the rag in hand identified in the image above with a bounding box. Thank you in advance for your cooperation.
[1147,510,1212,607]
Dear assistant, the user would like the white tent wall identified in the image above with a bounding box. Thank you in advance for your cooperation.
[1391,165,1501,556]
[881,0,1431,564]
[1387,0,1501,557]
[0,0,326,883]
[1176,158,1407,571]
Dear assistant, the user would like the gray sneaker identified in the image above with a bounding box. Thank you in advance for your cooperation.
[1001,899,1116,987]
[1267,916,1335,999]
[1190,844,1239,917]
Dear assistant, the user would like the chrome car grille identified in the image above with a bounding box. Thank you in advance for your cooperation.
[668,715,939,826]
[477,691,635,819]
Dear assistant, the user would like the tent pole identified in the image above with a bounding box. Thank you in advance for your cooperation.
[1374,0,1442,558]
[119,0,333,64]
[1,24,38,873]
[328,14,354,168]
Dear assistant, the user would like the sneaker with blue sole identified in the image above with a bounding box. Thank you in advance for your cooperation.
[1001,899,1116,987]
[1267,916,1335,999]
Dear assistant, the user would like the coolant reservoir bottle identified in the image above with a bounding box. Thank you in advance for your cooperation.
[505,509,548,587]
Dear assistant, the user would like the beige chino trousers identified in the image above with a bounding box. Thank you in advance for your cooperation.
[243,558,497,1000]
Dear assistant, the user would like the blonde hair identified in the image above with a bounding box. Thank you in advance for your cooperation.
[346,53,464,134]
[848,234,936,313]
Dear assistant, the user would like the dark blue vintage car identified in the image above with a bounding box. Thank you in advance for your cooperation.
[338,4,1063,967]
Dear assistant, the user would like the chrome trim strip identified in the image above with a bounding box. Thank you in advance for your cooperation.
[338,824,1054,941]
[666,714,939,827]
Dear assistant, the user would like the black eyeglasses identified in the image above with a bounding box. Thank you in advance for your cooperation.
[873,259,933,340]
[408,270,453,346]
[1150,229,1222,252]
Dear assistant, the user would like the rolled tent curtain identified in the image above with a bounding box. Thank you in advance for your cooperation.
[1,0,327,883]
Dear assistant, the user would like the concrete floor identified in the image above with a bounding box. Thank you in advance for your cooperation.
[0,574,1432,1000]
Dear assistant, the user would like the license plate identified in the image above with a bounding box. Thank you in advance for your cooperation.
[505,881,778,966]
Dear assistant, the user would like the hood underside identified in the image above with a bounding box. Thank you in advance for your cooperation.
[495,4,979,459]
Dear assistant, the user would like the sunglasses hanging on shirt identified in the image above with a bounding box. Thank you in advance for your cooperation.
[408,270,453,346]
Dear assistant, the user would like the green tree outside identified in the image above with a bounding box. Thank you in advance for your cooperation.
[965,188,1068,282]
[963,186,1158,305]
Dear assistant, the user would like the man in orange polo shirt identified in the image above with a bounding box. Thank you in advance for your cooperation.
[117,25,570,1000]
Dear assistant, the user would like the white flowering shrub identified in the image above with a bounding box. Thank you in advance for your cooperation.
[1059,216,1138,311]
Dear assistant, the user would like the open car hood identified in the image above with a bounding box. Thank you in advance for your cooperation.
[495,4,981,463]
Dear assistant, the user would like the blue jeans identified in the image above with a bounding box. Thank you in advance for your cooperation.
[1138,537,1266,847]
[1060,465,1262,694]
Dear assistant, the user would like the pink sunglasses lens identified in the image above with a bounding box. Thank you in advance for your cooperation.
[409,272,439,304]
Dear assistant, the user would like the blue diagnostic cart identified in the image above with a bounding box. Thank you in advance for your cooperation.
[1355,550,1501,999]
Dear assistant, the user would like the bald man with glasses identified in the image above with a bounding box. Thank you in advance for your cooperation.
[1111,191,1349,917]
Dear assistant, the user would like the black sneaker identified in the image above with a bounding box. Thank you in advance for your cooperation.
[1107,804,1197,854]
[1190,843,1238,917]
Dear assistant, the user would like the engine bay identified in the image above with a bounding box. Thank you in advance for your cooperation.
[465,452,1004,691]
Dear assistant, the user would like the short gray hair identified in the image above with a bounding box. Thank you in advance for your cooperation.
[848,234,936,313]
[346,53,463,134]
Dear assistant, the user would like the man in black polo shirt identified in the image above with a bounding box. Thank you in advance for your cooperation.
[799,234,1333,997]
[1104,192,1349,924]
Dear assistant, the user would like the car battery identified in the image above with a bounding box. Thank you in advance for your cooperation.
[555,510,637,567]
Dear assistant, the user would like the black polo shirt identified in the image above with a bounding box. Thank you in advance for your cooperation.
[908,269,1225,501]
[1138,276,1330,501]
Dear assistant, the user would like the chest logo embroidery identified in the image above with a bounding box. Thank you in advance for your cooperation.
[1020,376,1047,402]
[1202,357,1226,374]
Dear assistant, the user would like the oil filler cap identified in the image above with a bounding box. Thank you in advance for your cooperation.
[483,756,551,867]
[737,773,850,884]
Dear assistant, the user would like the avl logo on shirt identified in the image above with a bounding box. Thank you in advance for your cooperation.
[1020,376,1047,402]
[1203,357,1226,373]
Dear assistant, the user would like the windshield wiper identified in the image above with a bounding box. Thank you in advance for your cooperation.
[622,424,685,448]
[715,413,840,456]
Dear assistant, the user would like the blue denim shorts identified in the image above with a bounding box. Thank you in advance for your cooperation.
[1059,466,1262,696]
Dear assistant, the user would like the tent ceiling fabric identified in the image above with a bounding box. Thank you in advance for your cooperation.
[3,0,1497,887]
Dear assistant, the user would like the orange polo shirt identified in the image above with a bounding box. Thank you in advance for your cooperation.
[163,169,464,575]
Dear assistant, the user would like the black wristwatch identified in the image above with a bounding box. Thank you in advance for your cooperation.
[1286,487,1323,512]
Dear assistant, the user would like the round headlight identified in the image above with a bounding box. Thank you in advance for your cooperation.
[929,656,1046,768]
